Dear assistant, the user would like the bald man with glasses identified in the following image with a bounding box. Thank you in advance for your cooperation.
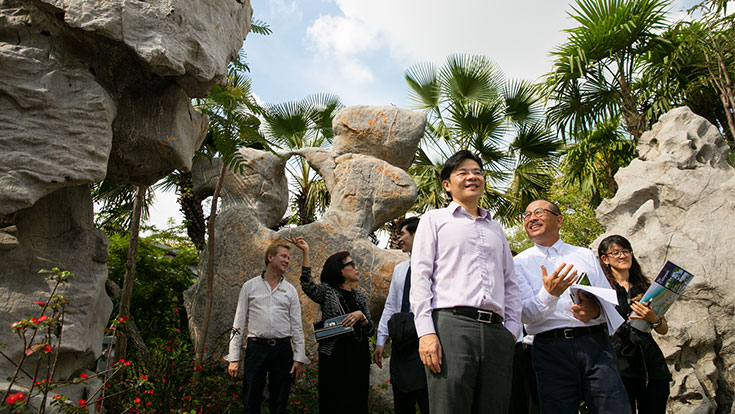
[514,199,630,414]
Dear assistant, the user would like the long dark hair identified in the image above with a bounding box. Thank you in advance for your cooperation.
[320,251,350,287]
[597,235,650,290]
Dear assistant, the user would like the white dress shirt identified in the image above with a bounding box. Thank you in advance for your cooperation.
[410,202,522,339]
[514,239,610,335]
[226,274,309,363]
[376,260,410,347]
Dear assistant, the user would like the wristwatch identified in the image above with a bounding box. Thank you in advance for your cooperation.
[651,317,663,328]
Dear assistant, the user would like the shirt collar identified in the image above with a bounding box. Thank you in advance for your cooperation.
[448,201,491,220]
[534,238,565,257]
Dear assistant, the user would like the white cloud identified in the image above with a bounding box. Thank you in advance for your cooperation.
[304,0,576,83]
[307,14,379,56]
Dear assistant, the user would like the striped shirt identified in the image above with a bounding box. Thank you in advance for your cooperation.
[226,272,308,363]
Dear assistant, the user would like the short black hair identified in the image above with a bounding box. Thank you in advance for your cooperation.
[320,251,350,287]
[440,150,483,200]
[397,216,420,235]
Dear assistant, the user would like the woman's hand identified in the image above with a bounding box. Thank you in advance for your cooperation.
[342,310,366,327]
[286,234,310,268]
[629,300,658,323]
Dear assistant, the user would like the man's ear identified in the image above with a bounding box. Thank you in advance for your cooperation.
[266,254,273,264]
[441,179,451,195]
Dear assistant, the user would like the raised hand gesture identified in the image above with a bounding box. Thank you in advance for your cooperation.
[541,263,578,297]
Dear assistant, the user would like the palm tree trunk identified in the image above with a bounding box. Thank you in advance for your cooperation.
[174,170,206,252]
[116,185,147,361]
[193,163,226,382]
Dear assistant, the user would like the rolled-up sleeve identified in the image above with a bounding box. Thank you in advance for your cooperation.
[410,215,437,338]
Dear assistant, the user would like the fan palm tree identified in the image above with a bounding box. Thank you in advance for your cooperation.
[262,94,343,225]
[406,54,561,225]
[543,0,670,142]
[561,117,637,205]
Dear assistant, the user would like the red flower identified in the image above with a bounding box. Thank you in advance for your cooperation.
[146,402,152,406]
[134,398,141,404]
[33,301,46,307]
[140,375,147,380]
[80,373,88,380]
[174,308,179,313]
[78,399,87,406]
[38,315,47,322]
[125,360,131,366]
[5,392,25,404]
[43,345,52,353]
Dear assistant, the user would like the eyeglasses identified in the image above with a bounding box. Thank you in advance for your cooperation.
[520,208,560,221]
[341,261,356,269]
[605,249,632,258]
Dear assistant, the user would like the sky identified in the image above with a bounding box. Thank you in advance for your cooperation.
[145,0,693,231]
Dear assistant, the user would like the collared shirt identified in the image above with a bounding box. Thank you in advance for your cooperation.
[514,239,609,335]
[410,202,522,339]
[376,259,410,347]
[226,273,308,363]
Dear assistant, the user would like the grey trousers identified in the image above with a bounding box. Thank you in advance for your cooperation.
[426,309,515,414]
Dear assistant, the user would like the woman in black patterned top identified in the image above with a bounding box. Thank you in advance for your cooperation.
[293,237,374,414]
[598,235,671,414]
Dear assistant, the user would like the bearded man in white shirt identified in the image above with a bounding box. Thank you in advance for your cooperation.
[514,199,630,414]
[226,240,308,414]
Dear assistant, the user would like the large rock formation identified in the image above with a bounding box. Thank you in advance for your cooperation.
[596,107,735,413]
[184,105,426,357]
[0,0,253,406]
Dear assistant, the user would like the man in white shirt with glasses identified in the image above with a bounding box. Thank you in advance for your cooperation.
[514,199,630,414]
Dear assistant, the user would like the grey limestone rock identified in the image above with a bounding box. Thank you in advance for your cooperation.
[0,186,112,387]
[0,0,251,213]
[184,106,426,357]
[595,106,735,413]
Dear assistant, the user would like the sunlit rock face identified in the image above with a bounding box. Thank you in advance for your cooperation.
[0,0,252,404]
[595,106,735,414]
[184,106,426,357]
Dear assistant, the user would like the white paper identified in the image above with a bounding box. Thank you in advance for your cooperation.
[569,285,625,335]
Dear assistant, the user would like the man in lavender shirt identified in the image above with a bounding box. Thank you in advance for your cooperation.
[410,150,522,414]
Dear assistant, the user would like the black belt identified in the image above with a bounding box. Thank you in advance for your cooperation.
[536,324,606,340]
[441,307,503,324]
[248,337,291,346]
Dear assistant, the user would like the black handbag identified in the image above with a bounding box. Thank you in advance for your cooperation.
[313,314,354,342]
[313,297,354,342]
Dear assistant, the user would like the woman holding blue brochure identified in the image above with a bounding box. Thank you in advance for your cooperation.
[598,235,671,413]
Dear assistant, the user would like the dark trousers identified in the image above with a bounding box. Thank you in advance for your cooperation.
[508,342,539,414]
[427,309,515,414]
[532,330,631,414]
[318,335,370,414]
[242,341,293,414]
[393,383,429,414]
[622,377,670,413]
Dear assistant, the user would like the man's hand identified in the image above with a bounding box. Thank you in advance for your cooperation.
[227,361,240,378]
[571,291,600,322]
[541,263,578,297]
[374,345,384,368]
[419,334,442,374]
[290,361,305,383]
